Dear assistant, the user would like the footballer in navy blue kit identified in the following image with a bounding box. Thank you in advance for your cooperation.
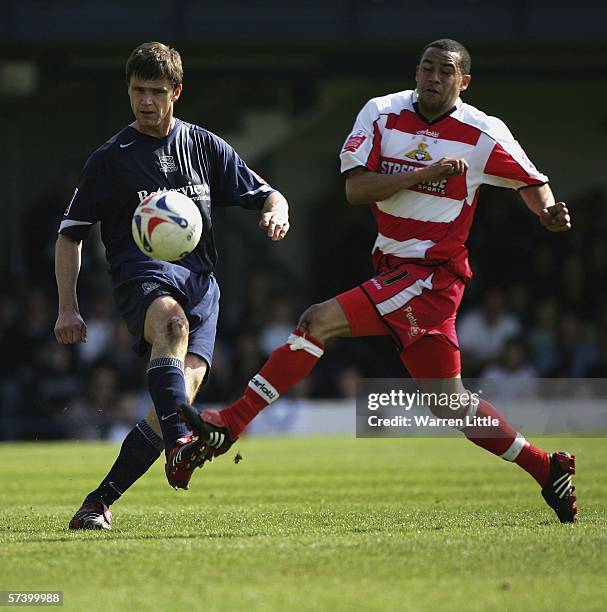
[62,118,271,362]
[55,42,290,530]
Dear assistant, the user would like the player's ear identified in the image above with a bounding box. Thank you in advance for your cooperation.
[173,84,183,101]
[460,74,471,92]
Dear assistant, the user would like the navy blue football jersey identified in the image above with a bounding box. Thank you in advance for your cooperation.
[59,119,274,286]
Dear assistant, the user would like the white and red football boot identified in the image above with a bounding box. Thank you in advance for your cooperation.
[69,500,112,530]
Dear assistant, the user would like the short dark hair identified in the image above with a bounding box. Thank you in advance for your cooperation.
[126,42,183,87]
[420,39,471,75]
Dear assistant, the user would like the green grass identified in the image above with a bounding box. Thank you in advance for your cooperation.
[0,437,605,611]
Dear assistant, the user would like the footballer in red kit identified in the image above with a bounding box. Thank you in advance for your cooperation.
[179,39,577,524]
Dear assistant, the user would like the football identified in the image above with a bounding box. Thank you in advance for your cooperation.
[132,191,203,261]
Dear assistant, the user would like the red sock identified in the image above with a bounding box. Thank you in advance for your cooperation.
[220,330,324,438]
[515,443,551,487]
[462,398,550,487]
[462,398,518,456]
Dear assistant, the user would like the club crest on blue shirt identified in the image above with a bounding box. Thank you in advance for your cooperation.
[158,155,177,173]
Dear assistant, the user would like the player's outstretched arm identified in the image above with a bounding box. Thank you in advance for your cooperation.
[519,184,571,232]
[54,234,87,344]
[259,191,290,241]
[345,158,467,205]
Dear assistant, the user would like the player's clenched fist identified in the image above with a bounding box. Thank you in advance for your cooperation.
[421,157,468,183]
[434,157,468,176]
[55,310,87,344]
[539,202,571,232]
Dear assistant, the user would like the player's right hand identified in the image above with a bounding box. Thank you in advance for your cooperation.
[54,310,87,344]
[539,202,571,232]
[426,157,468,179]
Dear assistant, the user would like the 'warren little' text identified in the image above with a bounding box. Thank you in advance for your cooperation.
[368,415,499,428]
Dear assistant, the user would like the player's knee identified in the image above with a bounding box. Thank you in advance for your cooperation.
[428,402,467,420]
[298,303,335,341]
[416,377,468,420]
[164,314,189,342]
[426,386,472,420]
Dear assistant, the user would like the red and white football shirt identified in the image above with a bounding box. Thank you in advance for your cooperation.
[340,90,548,280]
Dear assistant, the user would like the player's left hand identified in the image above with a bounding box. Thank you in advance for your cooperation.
[539,202,571,232]
[259,210,290,240]
[259,192,290,241]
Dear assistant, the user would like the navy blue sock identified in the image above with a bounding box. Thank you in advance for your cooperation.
[85,420,163,507]
[147,357,189,455]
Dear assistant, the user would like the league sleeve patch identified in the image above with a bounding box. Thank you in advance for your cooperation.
[342,131,368,153]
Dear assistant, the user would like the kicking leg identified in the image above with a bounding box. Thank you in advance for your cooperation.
[179,297,353,449]
[69,354,207,529]
[179,286,391,452]
[220,298,350,435]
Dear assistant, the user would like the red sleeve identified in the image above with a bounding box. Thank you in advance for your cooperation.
[483,141,547,188]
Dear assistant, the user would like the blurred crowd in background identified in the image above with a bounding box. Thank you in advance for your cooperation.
[1,182,605,441]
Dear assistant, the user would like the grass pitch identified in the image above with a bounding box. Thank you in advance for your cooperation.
[0,436,605,611]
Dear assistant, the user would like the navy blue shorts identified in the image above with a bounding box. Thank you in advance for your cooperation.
[113,269,220,369]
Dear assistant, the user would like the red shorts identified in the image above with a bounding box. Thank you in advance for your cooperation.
[336,261,465,378]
